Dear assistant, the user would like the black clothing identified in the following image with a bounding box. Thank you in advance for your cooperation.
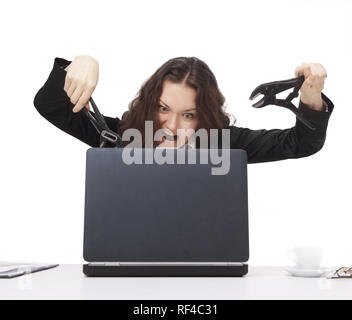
[34,58,334,164]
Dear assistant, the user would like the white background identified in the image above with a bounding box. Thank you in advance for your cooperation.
[0,0,350,267]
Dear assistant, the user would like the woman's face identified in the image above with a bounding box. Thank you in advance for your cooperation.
[157,80,198,147]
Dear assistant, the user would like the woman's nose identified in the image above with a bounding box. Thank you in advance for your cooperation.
[165,114,179,134]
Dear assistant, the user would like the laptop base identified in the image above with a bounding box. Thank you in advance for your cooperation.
[83,264,248,277]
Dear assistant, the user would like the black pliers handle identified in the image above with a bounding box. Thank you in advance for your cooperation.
[249,75,316,131]
[84,97,124,148]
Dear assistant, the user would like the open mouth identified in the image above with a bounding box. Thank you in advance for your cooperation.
[165,134,178,141]
[161,129,178,141]
[159,129,190,148]
[161,134,178,145]
[160,129,180,147]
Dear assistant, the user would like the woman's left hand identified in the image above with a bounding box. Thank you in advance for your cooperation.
[295,62,327,110]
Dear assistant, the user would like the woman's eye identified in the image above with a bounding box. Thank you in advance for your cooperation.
[184,113,194,119]
[159,105,168,112]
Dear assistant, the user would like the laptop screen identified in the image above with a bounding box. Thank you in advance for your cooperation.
[83,148,249,263]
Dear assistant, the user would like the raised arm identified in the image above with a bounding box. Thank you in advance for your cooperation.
[33,57,120,147]
[230,63,334,164]
[230,94,333,163]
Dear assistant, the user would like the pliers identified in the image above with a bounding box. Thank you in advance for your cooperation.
[84,97,124,148]
[249,75,316,131]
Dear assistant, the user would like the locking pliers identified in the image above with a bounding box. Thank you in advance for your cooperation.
[249,75,316,130]
[85,97,124,148]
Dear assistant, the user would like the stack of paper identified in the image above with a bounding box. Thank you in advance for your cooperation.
[0,264,58,278]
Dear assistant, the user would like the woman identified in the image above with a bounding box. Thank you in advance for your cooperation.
[34,55,333,163]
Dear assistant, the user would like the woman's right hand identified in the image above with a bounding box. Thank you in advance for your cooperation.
[64,55,99,112]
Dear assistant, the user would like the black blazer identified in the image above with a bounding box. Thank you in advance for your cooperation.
[33,58,334,164]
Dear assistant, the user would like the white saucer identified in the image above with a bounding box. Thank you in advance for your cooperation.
[285,267,326,278]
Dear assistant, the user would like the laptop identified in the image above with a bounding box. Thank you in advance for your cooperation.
[83,148,249,277]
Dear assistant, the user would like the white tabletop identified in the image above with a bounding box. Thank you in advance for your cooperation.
[0,265,351,300]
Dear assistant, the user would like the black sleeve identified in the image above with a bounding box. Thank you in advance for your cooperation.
[229,93,334,164]
[33,57,120,147]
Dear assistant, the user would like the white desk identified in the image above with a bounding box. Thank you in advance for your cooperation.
[0,265,351,300]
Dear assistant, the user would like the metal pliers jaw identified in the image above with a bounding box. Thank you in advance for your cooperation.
[249,75,316,131]
[84,97,124,148]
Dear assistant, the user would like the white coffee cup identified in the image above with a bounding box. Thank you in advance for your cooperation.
[286,246,324,269]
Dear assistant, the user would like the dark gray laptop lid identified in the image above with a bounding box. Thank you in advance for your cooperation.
[83,148,249,263]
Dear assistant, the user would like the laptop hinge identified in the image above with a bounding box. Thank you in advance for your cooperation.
[88,262,245,266]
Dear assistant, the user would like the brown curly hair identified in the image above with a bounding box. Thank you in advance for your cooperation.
[117,56,235,148]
